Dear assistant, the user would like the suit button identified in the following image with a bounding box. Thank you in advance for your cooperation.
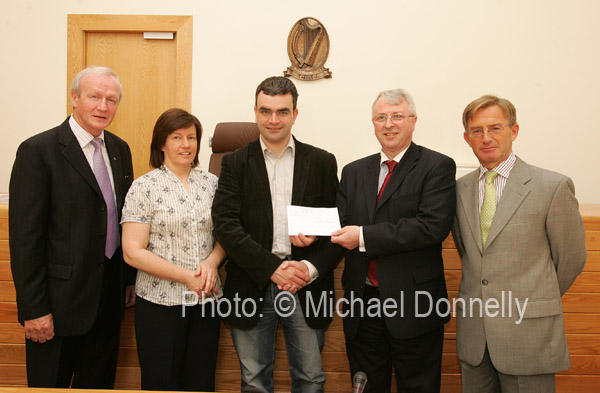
[482,279,488,286]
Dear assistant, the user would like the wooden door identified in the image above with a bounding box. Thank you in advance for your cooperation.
[67,14,192,179]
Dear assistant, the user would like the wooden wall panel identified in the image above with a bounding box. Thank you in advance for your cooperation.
[1,203,599,392]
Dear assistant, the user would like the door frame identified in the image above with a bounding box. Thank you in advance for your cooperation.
[67,14,193,113]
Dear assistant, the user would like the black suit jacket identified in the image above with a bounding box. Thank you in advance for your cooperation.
[212,136,339,330]
[9,118,134,336]
[312,142,456,339]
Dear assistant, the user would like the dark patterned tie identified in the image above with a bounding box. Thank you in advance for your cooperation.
[367,160,397,286]
[91,138,119,258]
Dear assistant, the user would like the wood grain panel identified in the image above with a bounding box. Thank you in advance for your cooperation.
[556,375,600,392]
[566,335,600,355]
[0,261,11,281]
[442,249,461,269]
[0,303,17,323]
[0,365,26,385]
[0,323,23,344]
[0,282,15,302]
[0,241,9,262]
[586,231,600,250]
[0,344,24,364]
[569,272,600,292]
[0,219,7,241]
[1,204,599,392]
[557,355,600,375]
[583,251,600,271]
[562,293,600,313]
[563,313,600,334]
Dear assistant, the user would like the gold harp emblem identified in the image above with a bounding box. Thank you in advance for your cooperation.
[284,17,332,81]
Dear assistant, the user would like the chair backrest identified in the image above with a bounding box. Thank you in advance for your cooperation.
[208,122,260,176]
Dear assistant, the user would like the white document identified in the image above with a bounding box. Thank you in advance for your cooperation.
[287,205,341,236]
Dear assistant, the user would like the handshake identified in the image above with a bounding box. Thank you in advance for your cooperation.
[270,234,316,294]
[270,260,312,294]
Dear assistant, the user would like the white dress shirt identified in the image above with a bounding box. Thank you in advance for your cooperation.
[260,136,318,282]
[69,115,116,196]
[477,152,517,211]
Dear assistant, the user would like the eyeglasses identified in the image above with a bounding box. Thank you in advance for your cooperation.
[467,124,510,138]
[373,113,415,124]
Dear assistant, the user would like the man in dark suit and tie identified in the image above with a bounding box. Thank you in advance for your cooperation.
[452,95,587,393]
[212,76,339,393]
[9,66,135,388]
[312,88,456,392]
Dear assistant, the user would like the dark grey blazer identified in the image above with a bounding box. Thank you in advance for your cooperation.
[312,142,456,340]
[211,136,339,330]
[9,118,134,336]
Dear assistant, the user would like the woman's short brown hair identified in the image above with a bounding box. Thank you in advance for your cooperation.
[149,108,202,169]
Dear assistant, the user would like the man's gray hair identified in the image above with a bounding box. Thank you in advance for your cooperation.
[372,88,416,116]
[70,66,123,102]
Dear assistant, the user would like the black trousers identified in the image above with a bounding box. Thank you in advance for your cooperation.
[134,295,220,391]
[345,285,444,393]
[25,257,122,388]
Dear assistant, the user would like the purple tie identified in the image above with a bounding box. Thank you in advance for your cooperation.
[91,138,119,259]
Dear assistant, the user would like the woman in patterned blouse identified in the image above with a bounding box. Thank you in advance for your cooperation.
[121,108,225,391]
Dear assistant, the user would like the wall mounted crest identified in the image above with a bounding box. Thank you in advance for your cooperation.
[284,17,332,81]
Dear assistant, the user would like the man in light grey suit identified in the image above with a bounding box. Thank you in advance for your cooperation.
[452,95,587,393]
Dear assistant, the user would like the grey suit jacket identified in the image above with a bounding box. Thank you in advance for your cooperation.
[452,157,587,375]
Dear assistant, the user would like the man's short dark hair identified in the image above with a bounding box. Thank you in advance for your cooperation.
[255,76,299,109]
[149,108,202,169]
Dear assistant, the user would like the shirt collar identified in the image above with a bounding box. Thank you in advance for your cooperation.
[260,135,295,158]
[379,146,408,166]
[478,152,516,180]
[69,115,105,149]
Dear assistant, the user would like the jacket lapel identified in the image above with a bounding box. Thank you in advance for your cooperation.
[459,169,483,254]
[58,121,103,198]
[292,138,309,205]
[485,157,531,248]
[248,140,273,222]
[362,154,381,224]
[104,132,124,208]
[376,142,419,210]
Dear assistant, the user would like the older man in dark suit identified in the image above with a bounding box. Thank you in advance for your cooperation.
[9,66,135,388]
[212,76,339,393]
[312,88,456,392]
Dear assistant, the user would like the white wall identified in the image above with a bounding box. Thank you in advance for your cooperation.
[2,0,599,203]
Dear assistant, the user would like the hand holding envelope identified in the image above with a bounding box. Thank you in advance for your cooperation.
[270,206,341,294]
[287,205,341,236]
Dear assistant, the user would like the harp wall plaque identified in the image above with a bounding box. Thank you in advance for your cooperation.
[284,17,332,81]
